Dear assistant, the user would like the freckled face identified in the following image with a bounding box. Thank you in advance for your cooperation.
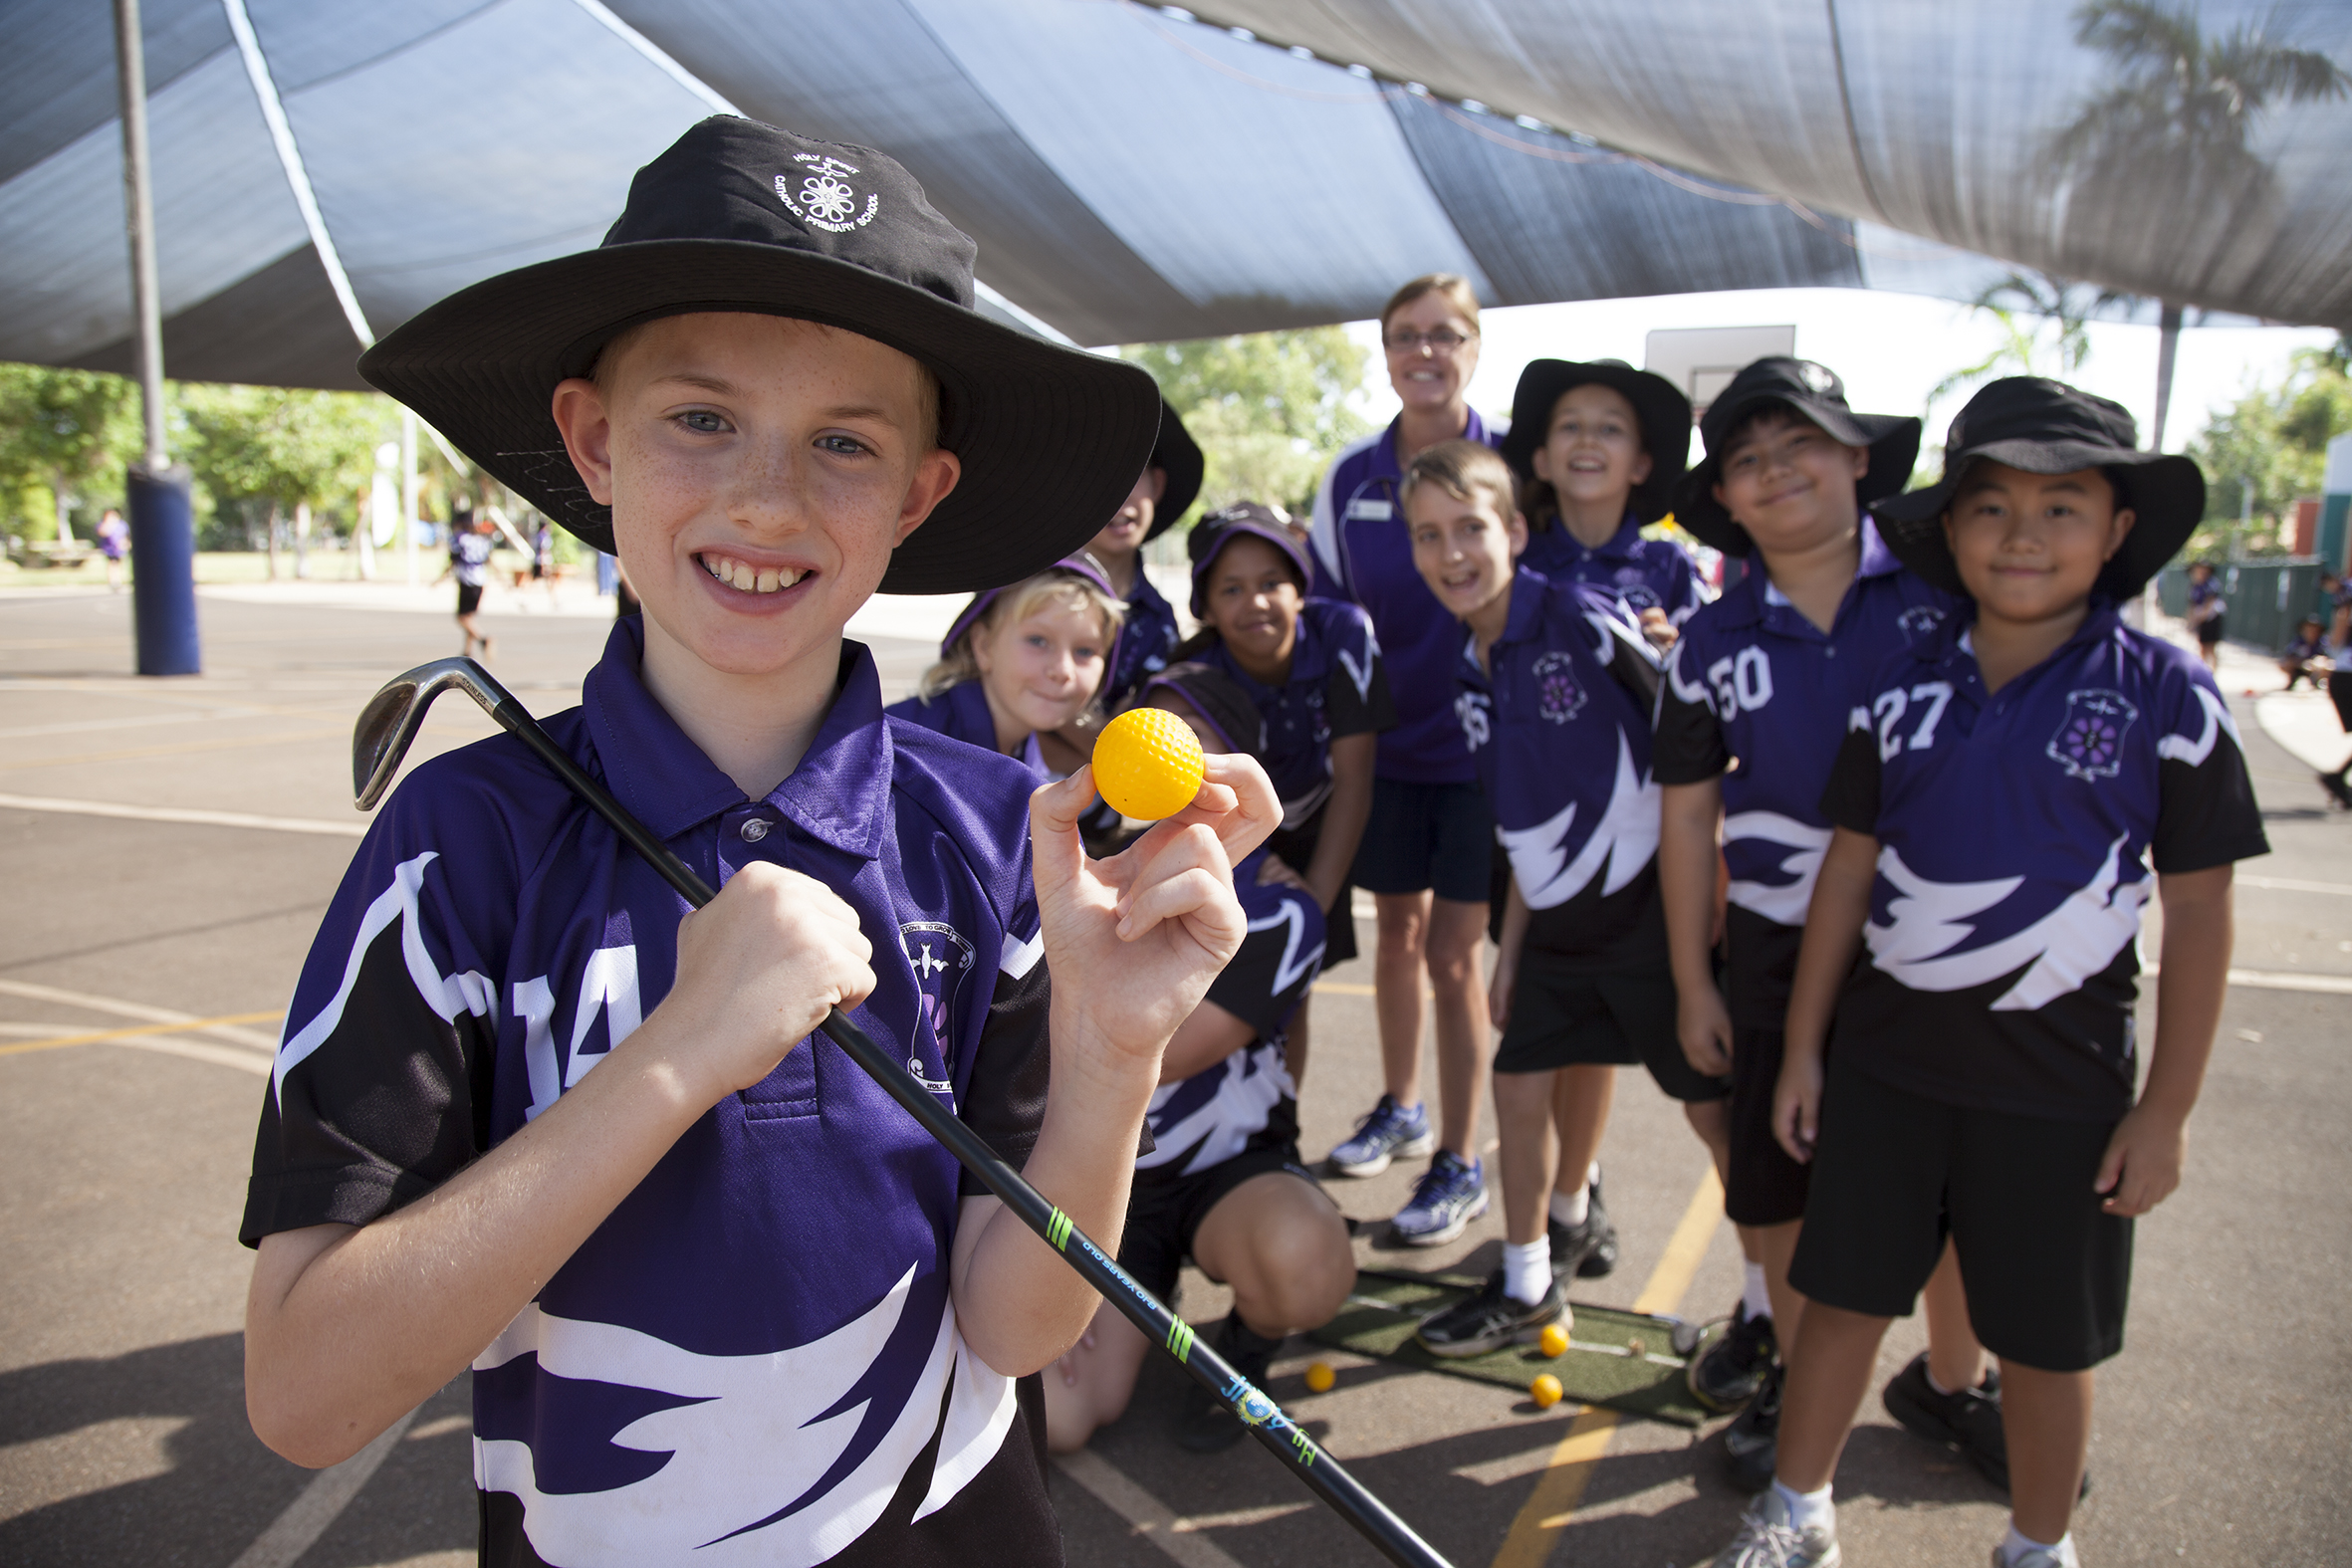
[550,312,957,680]
[1203,536,1303,670]
[972,595,1111,739]
[1530,384,1651,512]
[1942,462,2134,623]
[1407,487,1524,623]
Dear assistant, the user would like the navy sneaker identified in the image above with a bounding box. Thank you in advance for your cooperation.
[1390,1151,1489,1245]
[1326,1094,1435,1178]
[1723,1357,1783,1491]
[1416,1266,1564,1358]
[1690,1299,1778,1412]
[1548,1171,1619,1279]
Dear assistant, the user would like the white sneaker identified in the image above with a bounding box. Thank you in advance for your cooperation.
[1699,1487,1840,1568]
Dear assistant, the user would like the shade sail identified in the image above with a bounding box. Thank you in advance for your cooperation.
[0,0,2343,394]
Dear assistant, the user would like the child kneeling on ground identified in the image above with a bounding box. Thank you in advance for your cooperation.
[889,555,1125,782]
[1700,378,2267,1568]
[239,118,1277,1568]
[1400,439,1727,1353]
[1044,663,1355,1455]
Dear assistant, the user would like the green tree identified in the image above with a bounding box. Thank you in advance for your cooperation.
[2186,350,2352,557]
[0,362,140,542]
[1122,328,1372,524]
[179,384,389,571]
[1920,272,2127,484]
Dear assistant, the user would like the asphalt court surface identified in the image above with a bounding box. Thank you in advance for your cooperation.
[1,584,2345,1566]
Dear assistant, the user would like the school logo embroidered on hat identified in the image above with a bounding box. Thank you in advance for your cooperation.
[1533,651,1588,725]
[1799,362,1836,393]
[2046,689,2139,781]
[775,153,879,233]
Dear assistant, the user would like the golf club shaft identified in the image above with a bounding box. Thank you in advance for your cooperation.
[448,667,1453,1568]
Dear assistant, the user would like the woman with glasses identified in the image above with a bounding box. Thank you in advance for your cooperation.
[1307,274,1508,1247]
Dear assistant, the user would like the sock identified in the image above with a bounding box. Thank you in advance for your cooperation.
[1549,1184,1590,1228]
[2000,1523,2077,1566]
[1771,1478,1834,1535]
[1503,1238,1553,1305]
[1586,1161,1601,1187]
[1742,1261,1770,1322]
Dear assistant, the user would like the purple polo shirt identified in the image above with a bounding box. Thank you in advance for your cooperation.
[1309,408,1506,784]
[244,617,1060,1565]
[1519,512,1706,626]
[1104,567,1181,712]
[886,679,1050,784]
[1652,520,1956,1028]
[1196,598,1395,830]
[1822,601,2267,1120]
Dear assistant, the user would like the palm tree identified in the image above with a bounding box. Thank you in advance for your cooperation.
[2052,2,2348,445]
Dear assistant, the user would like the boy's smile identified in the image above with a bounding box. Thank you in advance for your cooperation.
[1090,469,1164,560]
[551,312,958,686]
[1407,488,1525,653]
[1713,411,1870,555]
[1943,461,2134,628]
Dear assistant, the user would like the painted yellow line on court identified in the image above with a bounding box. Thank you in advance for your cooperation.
[0,1010,284,1057]
[1490,1166,1725,1567]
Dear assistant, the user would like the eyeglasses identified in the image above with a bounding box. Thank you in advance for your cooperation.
[1383,328,1473,353]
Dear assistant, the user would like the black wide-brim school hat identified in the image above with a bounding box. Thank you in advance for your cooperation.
[1672,357,1922,558]
[1875,376,2205,599]
[1142,399,1205,544]
[1499,358,1692,524]
[356,116,1162,596]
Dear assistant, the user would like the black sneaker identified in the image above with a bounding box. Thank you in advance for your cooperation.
[1723,1357,1782,1491]
[1881,1354,2091,1499]
[1414,1267,1564,1359]
[1689,1299,1777,1412]
[1548,1172,1620,1279]
[1176,1315,1281,1453]
[2322,771,2352,809]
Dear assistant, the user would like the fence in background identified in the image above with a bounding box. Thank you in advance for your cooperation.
[2156,560,2331,651]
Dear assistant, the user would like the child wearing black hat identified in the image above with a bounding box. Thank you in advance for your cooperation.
[1044,662,1356,1456]
[1653,357,1982,1493]
[1176,504,1396,1078]
[1079,398,1205,711]
[1700,378,2268,1568]
[1502,358,1704,649]
[890,556,1126,782]
[2276,611,2328,692]
[238,117,1276,1567]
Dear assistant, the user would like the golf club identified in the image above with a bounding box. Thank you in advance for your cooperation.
[354,656,1456,1568]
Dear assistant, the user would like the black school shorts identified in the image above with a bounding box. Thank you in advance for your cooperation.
[1726,1025,1812,1228]
[2330,669,2352,733]
[456,582,484,616]
[1118,1127,1318,1303]
[2197,613,2227,646]
[1350,777,1492,904]
[1496,957,1728,1104]
[1268,815,1357,968]
[1789,1060,2133,1373]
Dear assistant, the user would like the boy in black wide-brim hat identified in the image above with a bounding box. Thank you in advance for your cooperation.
[237,116,1277,1567]
[1700,378,2267,1568]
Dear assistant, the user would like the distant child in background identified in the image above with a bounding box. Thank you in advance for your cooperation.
[2278,611,2328,691]
[889,556,1125,783]
[1502,358,1702,650]
[1702,377,2265,1568]
[2321,596,2352,808]
[438,507,496,660]
[1079,399,1205,713]
[1177,503,1395,1081]
[1655,357,1974,1494]
[98,507,129,591]
[1045,663,1354,1456]
[2185,560,2224,671]
[1403,439,1728,1354]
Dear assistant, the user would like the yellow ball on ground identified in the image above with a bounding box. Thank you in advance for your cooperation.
[1529,1374,1564,1409]
[1092,706,1207,820]
[1537,1322,1570,1359]
[1303,1360,1336,1393]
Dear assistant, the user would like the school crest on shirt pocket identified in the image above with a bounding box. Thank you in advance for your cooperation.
[898,921,972,1095]
[2046,689,2139,781]
[1532,651,1587,726]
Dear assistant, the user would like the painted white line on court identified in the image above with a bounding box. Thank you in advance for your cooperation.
[2229,967,2352,996]
[2236,874,2352,897]
[228,1406,419,1568]
[0,791,366,838]
[0,979,282,1051]
[1054,1449,1251,1568]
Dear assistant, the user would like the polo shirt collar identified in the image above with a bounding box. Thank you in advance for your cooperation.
[1733,515,1900,627]
[1372,406,1492,482]
[1949,597,2125,679]
[1502,564,1550,644]
[1554,513,1644,562]
[583,617,894,861]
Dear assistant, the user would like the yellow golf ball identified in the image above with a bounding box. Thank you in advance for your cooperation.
[1530,1373,1564,1409]
[1303,1360,1336,1394]
[1092,707,1206,820]
[1537,1322,1570,1359]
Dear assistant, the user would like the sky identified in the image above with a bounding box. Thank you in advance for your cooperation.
[1341,288,2339,459]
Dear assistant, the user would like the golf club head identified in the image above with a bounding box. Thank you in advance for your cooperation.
[353,657,511,809]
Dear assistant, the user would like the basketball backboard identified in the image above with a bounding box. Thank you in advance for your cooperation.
[1644,327,1796,417]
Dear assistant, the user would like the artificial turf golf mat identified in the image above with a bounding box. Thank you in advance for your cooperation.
[1309,1269,1712,1428]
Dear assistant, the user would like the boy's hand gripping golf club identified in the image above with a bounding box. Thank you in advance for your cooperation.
[353,657,1454,1568]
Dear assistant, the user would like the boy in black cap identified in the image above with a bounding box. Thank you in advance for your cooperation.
[1702,377,2266,1568]
[1080,399,1205,711]
[1654,357,1983,1491]
[238,117,1276,1567]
